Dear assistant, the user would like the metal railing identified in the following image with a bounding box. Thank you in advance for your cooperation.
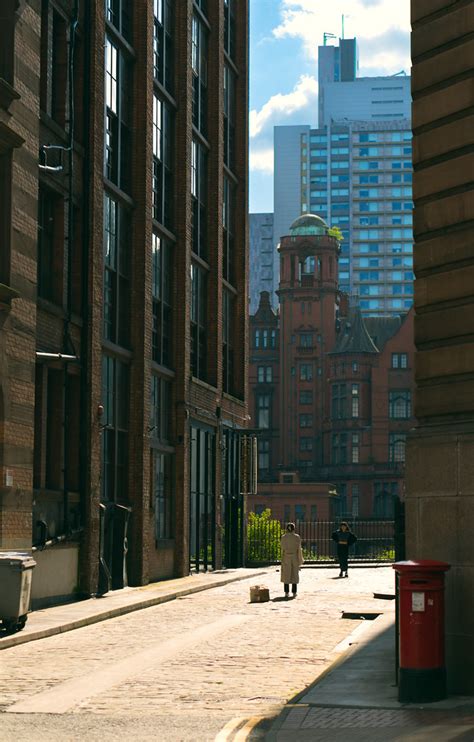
[246,518,395,565]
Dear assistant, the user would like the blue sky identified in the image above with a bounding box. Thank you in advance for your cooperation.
[249,0,411,213]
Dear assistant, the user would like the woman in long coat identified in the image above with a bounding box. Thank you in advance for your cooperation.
[280,522,304,598]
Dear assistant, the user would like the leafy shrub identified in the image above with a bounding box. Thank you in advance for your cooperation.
[247,509,282,562]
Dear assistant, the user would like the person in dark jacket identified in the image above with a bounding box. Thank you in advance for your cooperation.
[332,521,357,577]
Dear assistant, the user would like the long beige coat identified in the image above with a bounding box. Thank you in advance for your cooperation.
[280,532,304,584]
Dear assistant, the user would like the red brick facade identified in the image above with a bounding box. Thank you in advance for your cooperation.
[0,0,250,602]
[249,214,415,522]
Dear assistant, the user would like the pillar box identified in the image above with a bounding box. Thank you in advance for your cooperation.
[393,560,450,703]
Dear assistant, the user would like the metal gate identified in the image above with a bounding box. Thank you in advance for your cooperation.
[246,518,395,565]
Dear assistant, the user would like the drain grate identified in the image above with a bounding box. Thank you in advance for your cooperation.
[373,592,395,600]
[341,612,381,620]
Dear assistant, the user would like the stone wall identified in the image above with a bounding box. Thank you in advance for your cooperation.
[407,0,474,693]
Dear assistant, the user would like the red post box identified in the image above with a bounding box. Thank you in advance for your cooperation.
[393,560,450,703]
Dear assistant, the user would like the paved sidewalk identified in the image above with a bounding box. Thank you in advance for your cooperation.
[262,613,474,741]
[0,568,265,651]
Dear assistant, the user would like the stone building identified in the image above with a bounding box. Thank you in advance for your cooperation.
[407,0,474,693]
[0,0,250,605]
[249,214,415,521]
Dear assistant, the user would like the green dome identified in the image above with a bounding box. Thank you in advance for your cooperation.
[290,213,328,236]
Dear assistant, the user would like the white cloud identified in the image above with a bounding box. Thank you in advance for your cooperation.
[249,148,274,174]
[250,75,317,139]
[249,74,317,175]
[273,0,410,75]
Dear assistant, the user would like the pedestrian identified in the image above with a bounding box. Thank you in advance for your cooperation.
[280,522,304,598]
[332,521,357,578]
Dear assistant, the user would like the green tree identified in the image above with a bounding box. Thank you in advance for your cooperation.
[247,509,282,563]
[328,225,343,242]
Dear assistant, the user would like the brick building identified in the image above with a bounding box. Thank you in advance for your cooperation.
[0,0,250,605]
[249,214,415,521]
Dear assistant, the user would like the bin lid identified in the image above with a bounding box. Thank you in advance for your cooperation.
[392,559,450,573]
[0,551,36,570]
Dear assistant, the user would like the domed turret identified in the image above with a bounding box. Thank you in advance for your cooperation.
[289,213,328,237]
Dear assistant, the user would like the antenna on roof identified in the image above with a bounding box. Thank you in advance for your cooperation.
[323,32,337,45]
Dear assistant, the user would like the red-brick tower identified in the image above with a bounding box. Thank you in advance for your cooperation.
[277,214,341,471]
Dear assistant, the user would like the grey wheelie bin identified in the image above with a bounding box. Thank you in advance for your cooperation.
[0,552,36,633]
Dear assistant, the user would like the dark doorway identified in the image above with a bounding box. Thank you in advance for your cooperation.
[221,428,244,568]
[189,423,216,571]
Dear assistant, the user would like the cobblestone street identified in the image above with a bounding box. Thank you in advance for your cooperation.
[0,566,394,741]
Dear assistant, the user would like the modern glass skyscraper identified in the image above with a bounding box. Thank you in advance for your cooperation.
[268,38,413,316]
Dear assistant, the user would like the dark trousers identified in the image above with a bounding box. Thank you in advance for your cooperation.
[337,546,349,572]
[284,583,297,594]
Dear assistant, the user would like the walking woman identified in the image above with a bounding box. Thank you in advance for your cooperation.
[332,521,357,577]
[280,522,304,598]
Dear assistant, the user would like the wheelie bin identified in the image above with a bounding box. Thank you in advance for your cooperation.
[0,552,36,633]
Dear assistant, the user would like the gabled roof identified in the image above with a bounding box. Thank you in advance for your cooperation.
[252,291,279,324]
[331,305,379,354]
[364,315,404,351]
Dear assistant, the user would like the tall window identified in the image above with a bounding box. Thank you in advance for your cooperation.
[374,482,398,517]
[299,414,313,428]
[295,504,306,522]
[104,195,130,346]
[40,4,67,125]
[389,390,411,419]
[257,366,272,383]
[300,390,313,405]
[102,356,129,503]
[223,290,234,394]
[223,176,235,284]
[331,383,347,419]
[223,65,236,171]
[258,439,270,473]
[351,383,360,418]
[150,374,171,443]
[256,394,270,429]
[151,451,173,540]
[391,353,408,369]
[152,233,172,367]
[389,433,406,463]
[299,332,313,347]
[352,484,359,516]
[38,186,62,303]
[351,433,360,463]
[299,437,313,451]
[105,38,132,192]
[0,0,16,86]
[153,0,174,93]
[191,14,207,136]
[190,263,207,380]
[153,95,173,229]
[0,153,12,285]
[191,140,208,259]
[224,0,236,59]
[332,433,347,464]
[106,0,132,42]
[335,483,347,516]
[300,363,313,381]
